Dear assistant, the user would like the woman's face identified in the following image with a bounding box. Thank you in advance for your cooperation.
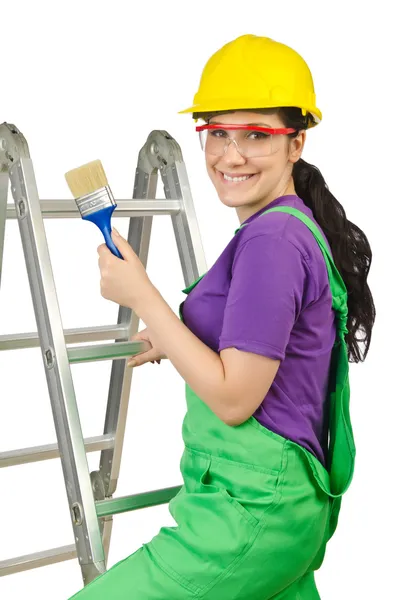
[204,110,305,222]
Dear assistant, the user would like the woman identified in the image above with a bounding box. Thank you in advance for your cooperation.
[70,34,375,599]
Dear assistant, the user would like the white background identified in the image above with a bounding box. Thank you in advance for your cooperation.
[0,1,395,598]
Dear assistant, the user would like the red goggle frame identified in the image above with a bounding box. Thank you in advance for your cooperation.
[195,124,297,135]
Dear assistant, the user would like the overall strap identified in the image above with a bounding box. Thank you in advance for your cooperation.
[249,206,355,498]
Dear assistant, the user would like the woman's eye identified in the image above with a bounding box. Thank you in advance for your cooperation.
[210,129,227,138]
[248,131,270,140]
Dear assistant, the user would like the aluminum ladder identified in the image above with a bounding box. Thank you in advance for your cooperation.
[0,122,207,585]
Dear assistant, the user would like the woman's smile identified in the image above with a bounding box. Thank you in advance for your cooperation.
[216,170,259,185]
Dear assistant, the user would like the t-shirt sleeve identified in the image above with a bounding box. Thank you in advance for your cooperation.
[218,234,309,360]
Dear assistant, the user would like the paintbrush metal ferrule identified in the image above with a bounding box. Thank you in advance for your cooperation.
[75,185,116,218]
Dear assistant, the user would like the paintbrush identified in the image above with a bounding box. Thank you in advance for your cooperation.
[65,159,123,259]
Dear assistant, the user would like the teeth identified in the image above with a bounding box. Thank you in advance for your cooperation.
[223,173,252,182]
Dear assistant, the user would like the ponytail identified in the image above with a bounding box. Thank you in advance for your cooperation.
[282,107,376,363]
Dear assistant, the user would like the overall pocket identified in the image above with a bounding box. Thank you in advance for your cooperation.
[151,448,276,594]
[197,448,280,527]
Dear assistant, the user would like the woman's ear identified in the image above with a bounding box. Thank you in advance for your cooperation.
[289,131,306,163]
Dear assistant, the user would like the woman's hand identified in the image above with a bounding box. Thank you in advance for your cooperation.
[128,327,167,368]
[97,227,155,310]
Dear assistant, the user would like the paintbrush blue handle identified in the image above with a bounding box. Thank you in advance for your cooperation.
[82,205,123,259]
[102,223,123,259]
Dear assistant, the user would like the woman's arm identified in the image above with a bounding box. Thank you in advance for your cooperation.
[134,285,279,425]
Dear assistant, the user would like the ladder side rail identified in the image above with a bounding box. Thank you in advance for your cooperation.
[159,131,207,284]
[96,142,159,561]
[0,123,28,289]
[0,171,8,290]
[9,156,105,584]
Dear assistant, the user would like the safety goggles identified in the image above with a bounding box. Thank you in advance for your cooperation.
[195,124,297,158]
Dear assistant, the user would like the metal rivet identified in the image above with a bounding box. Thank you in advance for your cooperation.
[45,348,55,369]
[17,200,26,219]
[71,502,83,526]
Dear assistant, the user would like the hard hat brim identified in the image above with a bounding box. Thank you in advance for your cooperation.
[178,103,322,127]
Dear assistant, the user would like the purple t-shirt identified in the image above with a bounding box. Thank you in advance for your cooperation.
[180,194,336,466]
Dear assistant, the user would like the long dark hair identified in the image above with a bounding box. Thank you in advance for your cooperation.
[194,107,376,363]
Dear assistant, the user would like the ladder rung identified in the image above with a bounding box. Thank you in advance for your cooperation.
[0,434,114,468]
[0,544,77,577]
[0,485,182,576]
[95,485,182,518]
[6,199,181,219]
[0,325,127,351]
[67,340,151,364]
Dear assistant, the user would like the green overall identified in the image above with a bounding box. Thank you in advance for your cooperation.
[69,206,355,599]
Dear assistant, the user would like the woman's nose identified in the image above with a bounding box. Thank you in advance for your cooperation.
[223,138,246,162]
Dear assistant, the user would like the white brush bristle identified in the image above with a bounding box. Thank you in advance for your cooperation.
[65,159,109,198]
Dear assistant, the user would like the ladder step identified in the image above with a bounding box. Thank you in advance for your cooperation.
[0,544,77,577]
[6,199,181,219]
[67,340,151,364]
[0,434,114,468]
[0,325,127,351]
[95,485,182,518]
[0,485,182,576]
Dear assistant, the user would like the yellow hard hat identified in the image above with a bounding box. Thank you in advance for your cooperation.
[178,34,322,128]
